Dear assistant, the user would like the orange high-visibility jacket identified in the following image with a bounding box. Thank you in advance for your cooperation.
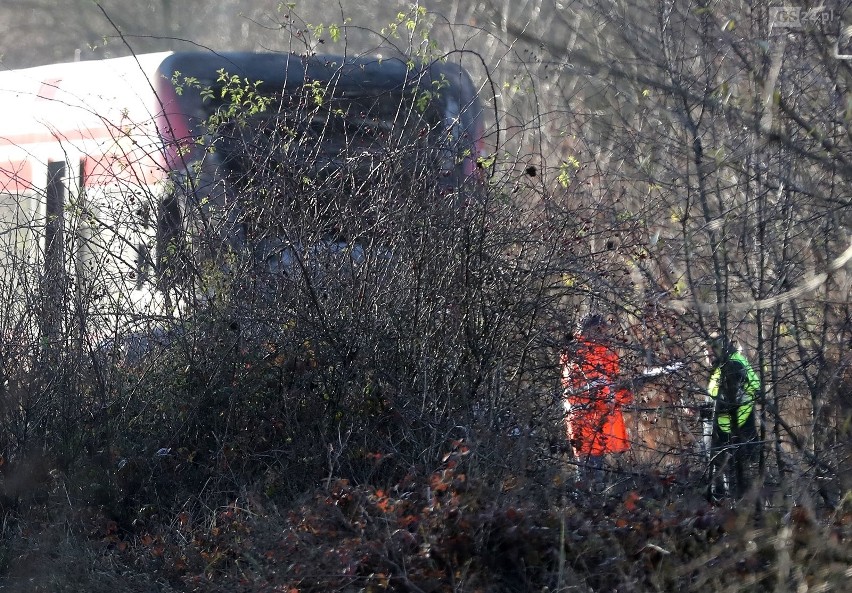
[560,338,632,456]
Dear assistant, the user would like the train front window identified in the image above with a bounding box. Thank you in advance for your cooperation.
[199,85,449,260]
[215,88,445,200]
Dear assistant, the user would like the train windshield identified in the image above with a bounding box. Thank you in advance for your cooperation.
[214,88,447,197]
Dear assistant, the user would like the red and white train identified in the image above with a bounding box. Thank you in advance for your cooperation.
[0,51,485,327]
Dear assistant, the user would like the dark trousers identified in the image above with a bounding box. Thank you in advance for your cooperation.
[710,412,758,497]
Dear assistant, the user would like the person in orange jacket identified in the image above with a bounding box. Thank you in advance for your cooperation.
[560,313,632,474]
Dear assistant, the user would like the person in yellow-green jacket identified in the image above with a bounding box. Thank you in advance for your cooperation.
[703,334,761,499]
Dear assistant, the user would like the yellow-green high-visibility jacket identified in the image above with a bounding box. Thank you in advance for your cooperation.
[707,352,759,433]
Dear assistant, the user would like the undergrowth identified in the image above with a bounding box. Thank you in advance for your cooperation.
[2,436,850,592]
